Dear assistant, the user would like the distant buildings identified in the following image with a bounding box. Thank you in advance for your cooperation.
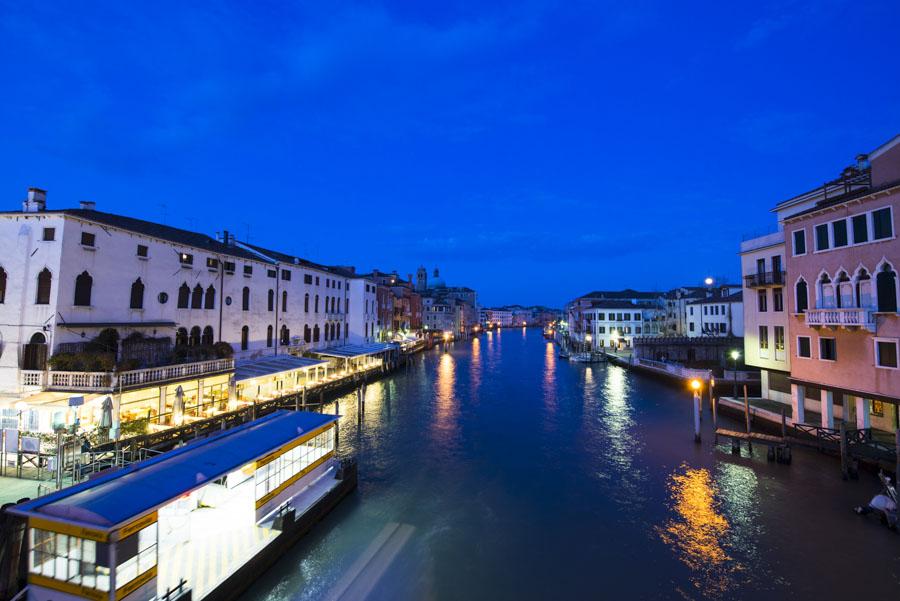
[740,133,899,430]
[685,288,743,338]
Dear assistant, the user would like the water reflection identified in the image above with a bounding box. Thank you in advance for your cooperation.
[543,342,556,407]
[470,337,482,396]
[433,352,458,440]
[658,464,738,596]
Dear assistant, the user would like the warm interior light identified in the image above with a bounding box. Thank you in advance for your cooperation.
[690,379,701,391]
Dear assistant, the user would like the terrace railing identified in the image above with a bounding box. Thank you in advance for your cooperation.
[805,308,875,331]
[44,358,234,393]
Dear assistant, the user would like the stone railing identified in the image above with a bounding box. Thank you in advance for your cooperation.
[805,308,875,331]
[21,370,46,388]
[635,357,712,381]
[45,358,235,393]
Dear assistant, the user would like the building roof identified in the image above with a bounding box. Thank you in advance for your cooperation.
[9,411,338,529]
[1,208,268,263]
[235,354,328,381]
[240,242,354,276]
[579,289,662,301]
[587,300,645,310]
[312,342,399,359]
[687,290,743,305]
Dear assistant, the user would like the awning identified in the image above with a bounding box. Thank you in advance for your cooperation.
[1,391,105,409]
[312,343,399,359]
[235,354,328,382]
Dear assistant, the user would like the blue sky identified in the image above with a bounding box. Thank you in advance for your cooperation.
[1,1,898,307]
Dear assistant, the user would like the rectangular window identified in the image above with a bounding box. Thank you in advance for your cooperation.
[206,257,219,269]
[792,230,806,255]
[774,326,785,351]
[852,214,869,244]
[598,326,606,333]
[136,244,148,257]
[597,313,605,320]
[797,336,811,358]
[873,207,893,240]
[179,253,193,265]
[772,288,783,312]
[304,274,313,284]
[281,270,291,281]
[267,269,277,278]
[81,232,95,247]
[759,326,769,350]
[832,219,848,247]
[244,265,253,275]
[875,339,898,369]
[758,290,767,312]
[224,261,235,273]
[815,223,829,251]
[819,337,837,361]
[689,322,695,332]
[42,227,55,241]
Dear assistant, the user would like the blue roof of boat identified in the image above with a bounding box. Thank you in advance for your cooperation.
[312,342,398,358]
[10,410,337,529]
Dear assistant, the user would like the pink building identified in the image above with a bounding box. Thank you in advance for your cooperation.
[784,134,900,431]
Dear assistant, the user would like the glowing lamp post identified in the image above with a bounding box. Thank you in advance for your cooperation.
[690,378,702,443]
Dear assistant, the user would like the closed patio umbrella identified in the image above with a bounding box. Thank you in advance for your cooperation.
[98,396,113,429]
[173,385,185,426]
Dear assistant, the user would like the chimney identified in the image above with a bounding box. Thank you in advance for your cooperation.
[856,153,870,170]
[23,187,47,213]
[217,230,235,246]
[79,200,96,211]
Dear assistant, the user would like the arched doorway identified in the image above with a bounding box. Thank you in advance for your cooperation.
[23,332,48,370]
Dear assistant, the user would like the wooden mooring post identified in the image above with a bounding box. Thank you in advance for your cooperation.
[743,384,751,453]
[840,421,849,480]
[692,388,701,443]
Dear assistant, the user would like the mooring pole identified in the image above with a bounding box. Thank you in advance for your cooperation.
[744,384,751,453]
[840,421,849,480]
[693,389,701,443]
[895,429,900,485]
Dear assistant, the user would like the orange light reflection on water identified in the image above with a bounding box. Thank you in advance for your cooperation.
[657,465,738,595]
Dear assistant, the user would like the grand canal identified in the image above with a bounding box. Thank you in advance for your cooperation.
[244,329,899,600]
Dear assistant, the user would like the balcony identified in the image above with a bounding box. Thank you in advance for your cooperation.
[43,358,235,393]
[805,308,876,332]
[744,271,786,288]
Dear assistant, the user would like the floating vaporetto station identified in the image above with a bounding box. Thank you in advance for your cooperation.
[9,410,356,601]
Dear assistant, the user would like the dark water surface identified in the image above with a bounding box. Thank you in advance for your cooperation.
[243,329,900,600]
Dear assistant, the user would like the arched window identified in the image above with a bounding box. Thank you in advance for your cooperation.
[324,322,330,341]
[178,283,190,308]
[0,267,6,303]
[175,327,188,346]
[268,289,274,312]
[201,326,214,345]
[795,279,808,313]
[282,290,288,312]
[304,325,311,343]
[324,296,329,314]
[331,323,337,339]
[30,332,46,344]
[241,325,249,350]
[130,278,145,309]
[36,268,52,305]
[189,326,201,346]
[331,297,336,313]
[280,325,289,345]
[876,263,898,313]
[344,323,348,339]
[266,325,273,347]
[304,293,309,312]
[191,284,203,309]
[835,272,851,308]
[74,271,93,306]
[204,285,215,310]
[817,273,834,309]
[855,268,872,308]
[315,295,319,313]
[242,287,250,311]
[313,324,320,342]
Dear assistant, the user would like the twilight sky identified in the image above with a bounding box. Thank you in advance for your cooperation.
[1,1,899,307]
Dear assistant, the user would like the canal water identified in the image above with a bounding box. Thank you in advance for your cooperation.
[244,329,899,600]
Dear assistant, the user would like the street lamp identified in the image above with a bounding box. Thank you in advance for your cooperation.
[690,379,702,442]
[730,350,740,397]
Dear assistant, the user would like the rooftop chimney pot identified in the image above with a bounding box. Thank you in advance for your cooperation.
[23,187,47,213]
[79,201,96,211]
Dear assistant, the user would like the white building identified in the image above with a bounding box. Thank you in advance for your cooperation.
[685,291,744,338]
[346,277,379,344]
[480,308,513,327]
[581,302,647,349]
[0,190,368,398]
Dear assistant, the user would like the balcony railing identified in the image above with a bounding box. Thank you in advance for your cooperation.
[44,358,235,393]
[744,271,786,288]
[805,308,875,331]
